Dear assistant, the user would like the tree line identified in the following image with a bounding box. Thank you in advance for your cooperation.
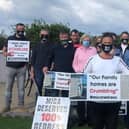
[0,19,121,50]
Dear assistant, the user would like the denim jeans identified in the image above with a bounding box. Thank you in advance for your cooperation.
[5,66,26,107]
[34,68,44,96]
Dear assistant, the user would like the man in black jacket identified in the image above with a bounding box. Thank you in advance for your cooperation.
[30,29,53,96]
[43,30,75,97]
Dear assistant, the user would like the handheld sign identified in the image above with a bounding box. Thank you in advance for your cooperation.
[54,72,71,90]
[7,40,30,62]
[87,74,121,101]
[31,96,70,129]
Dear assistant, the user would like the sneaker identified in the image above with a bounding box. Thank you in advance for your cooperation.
[1,106,10,113]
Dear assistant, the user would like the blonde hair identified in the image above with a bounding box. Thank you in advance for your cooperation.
[80,34,90,44]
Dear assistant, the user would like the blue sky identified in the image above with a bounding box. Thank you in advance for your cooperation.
[0,0,129,35]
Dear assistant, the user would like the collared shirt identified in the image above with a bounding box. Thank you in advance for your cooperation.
[72,45,97,72]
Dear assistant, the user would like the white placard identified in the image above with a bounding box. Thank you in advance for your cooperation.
[7,40,30,62]
[87,74,121,101]
[54,72,71,90]
[31,97,70,129]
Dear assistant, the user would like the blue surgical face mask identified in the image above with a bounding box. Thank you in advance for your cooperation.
[82,40,90,47]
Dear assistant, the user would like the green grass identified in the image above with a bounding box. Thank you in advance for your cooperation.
[0,116,126,129]
[0,116,33,129]
[0,116,91,129]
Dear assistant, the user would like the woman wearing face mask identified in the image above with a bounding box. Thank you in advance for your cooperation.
[84,33,129,129]
[72,34,97,73]
[72,34,97,126]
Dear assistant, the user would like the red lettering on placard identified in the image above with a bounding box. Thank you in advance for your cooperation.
[41,113,57,122]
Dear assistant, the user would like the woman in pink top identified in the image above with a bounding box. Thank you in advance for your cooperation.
[72,34,97,73]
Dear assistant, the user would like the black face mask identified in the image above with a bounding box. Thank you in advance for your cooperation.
[17,31,24,37]
[101,44,113,53]
[121,39,128,45]
[41,35,49,43]
[60,40,69,45]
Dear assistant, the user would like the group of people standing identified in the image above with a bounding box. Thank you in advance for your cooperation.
[2,22,129,129]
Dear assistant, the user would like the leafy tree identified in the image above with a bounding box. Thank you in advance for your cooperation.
[25,19,70,47]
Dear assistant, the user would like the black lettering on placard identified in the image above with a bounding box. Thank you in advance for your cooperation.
[46,98,61,105]
[33,122,65,129]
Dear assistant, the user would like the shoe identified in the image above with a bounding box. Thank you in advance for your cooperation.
[1,106,10,113]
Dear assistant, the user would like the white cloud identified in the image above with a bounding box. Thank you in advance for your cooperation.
[0,0,14,11]
[1,0,129,35]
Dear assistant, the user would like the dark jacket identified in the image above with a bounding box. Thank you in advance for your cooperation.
[31,42,53,69]
[115,46,129,67]
[46,43,75,73]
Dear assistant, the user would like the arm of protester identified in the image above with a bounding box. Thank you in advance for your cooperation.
[30,66,35,79]
[83,56,94,73]
[118,58,129,74]
[2,46,8,57]
[72,49,80,72]
[2,46,13,56]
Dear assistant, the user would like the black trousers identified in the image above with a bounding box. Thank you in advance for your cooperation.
[77,101,86,122]
[88,102,121,129]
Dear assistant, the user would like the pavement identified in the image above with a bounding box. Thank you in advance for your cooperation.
[0,81,37,117]
[0,53,37,117]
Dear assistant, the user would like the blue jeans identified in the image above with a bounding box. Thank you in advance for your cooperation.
[34,68,44,96]
[5,66,26,107]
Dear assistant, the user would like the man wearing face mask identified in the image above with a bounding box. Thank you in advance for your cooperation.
[43,31,75,129]
[30,29,53,97]
[2,23,28,113]
[115,31,129,129]
[43,31,75,96]
[72,34,97,126]
[43,31,75,74]
[84,33,129,129]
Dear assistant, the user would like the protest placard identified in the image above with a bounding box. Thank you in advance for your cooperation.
[43,72,129,101]
[31,97,70,129]
[7,40,30,62]
[54,72,71,90]
[87,74,121,101]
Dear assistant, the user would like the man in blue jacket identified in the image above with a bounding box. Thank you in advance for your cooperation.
[115,31,129,129]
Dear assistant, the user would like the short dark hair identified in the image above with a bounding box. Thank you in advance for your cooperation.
[101,32,113,42]
[70,29,79,35]
[16,23,25,27]
[59,30,69,35]
[120,31,129,37]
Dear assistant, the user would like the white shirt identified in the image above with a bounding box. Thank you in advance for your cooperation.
[121,43,128,54]
[84,54,129,74]
[84,54,129,103]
